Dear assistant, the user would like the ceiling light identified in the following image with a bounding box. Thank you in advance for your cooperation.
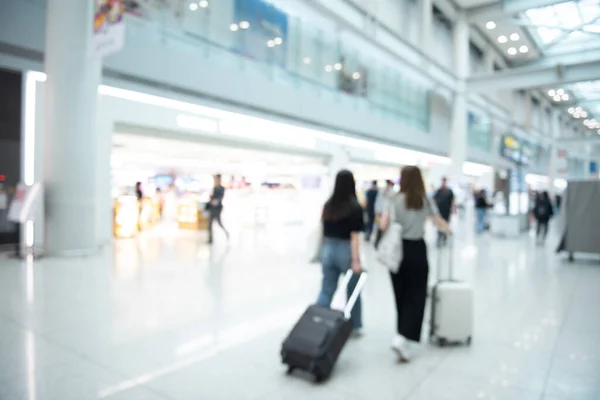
[576,107,583,112]
[553,95,561,101]
[199,0,209,7]
[510,33,520,41]
[498,35,508,43]
[557,89,565,95]
[507,47,517,55]
[582,111,588,118]
[303,57,311,65]
[584,119,590,125]
[274,37,283,45]
[548,89,556,96]
[230,23,239,31]
[568,107,575,114]
[352,72,361,80]
[486,21,496,30]
[266,40,275,47]
[189,3,199,10]
[239,21,250,29]
[325,65,333,72]
[334,63,343,71]
[562,94,569,101]
[519,45,529,53]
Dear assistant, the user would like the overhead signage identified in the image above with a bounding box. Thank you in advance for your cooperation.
[500,134,532,166]
[92,0,126,59]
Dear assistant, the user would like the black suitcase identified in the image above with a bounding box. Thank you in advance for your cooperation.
[281,271,367,381]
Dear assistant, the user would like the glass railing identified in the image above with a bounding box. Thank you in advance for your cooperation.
[122,0,430,132]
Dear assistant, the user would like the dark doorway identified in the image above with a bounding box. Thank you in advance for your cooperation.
[0,68,22,247]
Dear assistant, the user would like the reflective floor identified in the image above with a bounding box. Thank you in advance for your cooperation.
[0,215,599,400]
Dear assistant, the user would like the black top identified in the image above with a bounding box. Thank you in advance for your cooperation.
[434,187,454,219]
[534,198,554,222]
[323,203,365,240]
[210,185,225,209]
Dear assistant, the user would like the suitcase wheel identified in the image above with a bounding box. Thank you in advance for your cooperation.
[286,365,295,375]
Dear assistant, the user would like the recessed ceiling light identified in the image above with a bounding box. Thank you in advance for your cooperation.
[548,89,556,96]
[510,33,520,41]
[199,0,209,7]
[557,88,565,95]
[303,57,311,65]
[584,119,590,125]
[562,94,569,101]
[498,35,508,43]
[230,23,239,31]
[507,47,517,55]
[553,95,561,101]
[486,21,496,30]
[239,21,250,29]
[266,40,275,47]
[568,107,575,113]
[582,111,588,118]
[576,107,583,112]
[274,37,283,45]
[352,72,361,80]
[334,63,343,71]
[189,3,199,10]
[519,45,529,53]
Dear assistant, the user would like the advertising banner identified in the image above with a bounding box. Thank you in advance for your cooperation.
[92,0,126,59]
[234,0,288,67]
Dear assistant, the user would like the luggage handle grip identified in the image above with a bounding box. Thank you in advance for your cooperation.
[342,270,368,319]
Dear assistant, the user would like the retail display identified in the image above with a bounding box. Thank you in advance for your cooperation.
[177,195,209,230]
[113,196,139,238]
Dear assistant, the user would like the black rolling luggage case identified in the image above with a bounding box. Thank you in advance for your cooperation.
[281,270,367,381]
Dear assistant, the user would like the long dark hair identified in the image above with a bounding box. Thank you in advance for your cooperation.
[400,166,426,210]
[322,169,358,221]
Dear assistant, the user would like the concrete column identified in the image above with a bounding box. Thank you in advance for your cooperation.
[547,111,560,196]
[43,0,102,256]
[421,0,433,54]
[449,17,470,182]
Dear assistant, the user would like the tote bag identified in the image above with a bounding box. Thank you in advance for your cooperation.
[376,203,403,273]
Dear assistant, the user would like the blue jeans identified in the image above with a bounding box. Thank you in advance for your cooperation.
[316,238,363,330]
[476,208,487,233]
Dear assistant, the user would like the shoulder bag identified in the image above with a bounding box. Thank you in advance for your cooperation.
[376,202,403,273]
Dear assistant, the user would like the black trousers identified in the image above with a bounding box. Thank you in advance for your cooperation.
[208,207,227,242]
[536,220,549,240]
[390,239,429,342]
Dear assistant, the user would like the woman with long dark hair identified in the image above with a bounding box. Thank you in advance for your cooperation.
[316,169,364,334]
[380,166,451,361]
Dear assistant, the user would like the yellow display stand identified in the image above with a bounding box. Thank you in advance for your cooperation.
[177,196,209,230]
[113,196,139,238]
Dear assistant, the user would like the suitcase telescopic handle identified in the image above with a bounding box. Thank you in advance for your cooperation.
[342,270,368,319]
[436,235,454,282]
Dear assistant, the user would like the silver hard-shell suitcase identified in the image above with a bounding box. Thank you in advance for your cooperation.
[430,240,473,346]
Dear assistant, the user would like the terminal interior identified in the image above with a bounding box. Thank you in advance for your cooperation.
[1,0,600,399]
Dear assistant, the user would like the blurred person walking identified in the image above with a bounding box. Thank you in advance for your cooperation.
[364,180,379,242]
[533,191,554,245]
[433,177,455,247]
[207,174,229,244]
[379,166,451,361]
[374,180,395,248]
[317,170,364,335]
[474,189,490,234]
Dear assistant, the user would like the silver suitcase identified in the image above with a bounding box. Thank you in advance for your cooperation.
[430,240,473,346]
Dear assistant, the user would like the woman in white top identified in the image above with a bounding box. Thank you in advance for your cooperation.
[380,166,451,362]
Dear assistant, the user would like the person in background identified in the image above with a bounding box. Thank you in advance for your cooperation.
[533,191,554,245]
[135,181,143,202]
[364,180,379,242]
[317,170,364,336]
[379,166,451,362]
[374,180,395,248]
[475,189,490,234]
[207,174,229,244]
[156,187,164,219]
[433,177,455,247]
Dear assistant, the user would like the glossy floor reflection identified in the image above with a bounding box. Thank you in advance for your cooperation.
[0,215,599,400]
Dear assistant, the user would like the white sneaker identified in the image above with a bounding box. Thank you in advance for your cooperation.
[391,335,412,362]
